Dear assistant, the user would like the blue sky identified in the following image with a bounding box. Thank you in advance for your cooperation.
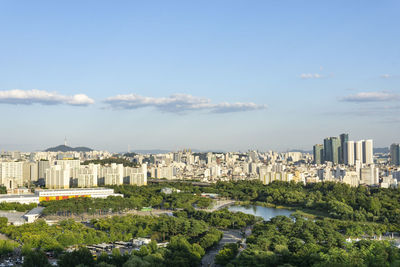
[0,0,399,152]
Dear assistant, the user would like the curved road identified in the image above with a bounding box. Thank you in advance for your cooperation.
[201,229,243,267]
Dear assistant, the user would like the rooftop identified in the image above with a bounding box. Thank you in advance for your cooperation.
[0,194,36,199]
[35,187,112,193]
[25,207,44,216]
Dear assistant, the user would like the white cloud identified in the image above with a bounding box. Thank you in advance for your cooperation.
[104,93,267,113]
[381,74,391,79]
[0,89,94,106]
[299,73,324,79]
[341,91,400,102]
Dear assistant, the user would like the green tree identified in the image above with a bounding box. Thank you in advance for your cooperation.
[23,250,51,267]
[58,247,95,267]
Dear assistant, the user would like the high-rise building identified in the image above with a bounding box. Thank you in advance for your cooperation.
[390,143,400,166]
[339,133,349,164]
[23,162,38,184]
[124,164,147,186]
[100,163,124,185]
[355,141,363,163]
[45,165,70,189]
[360,164,379,185]
[38,160,50,181]
[362,139,373,165]
[0,161,24,189]
[313,144,324,164]
[324,137,340,164]
[344,141,355,166]
[70,164,99,188]
[324,138,332,162]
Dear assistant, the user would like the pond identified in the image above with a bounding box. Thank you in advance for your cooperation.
[228,205,293,221]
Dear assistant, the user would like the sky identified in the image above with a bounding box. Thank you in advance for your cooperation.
[0,0,399,152]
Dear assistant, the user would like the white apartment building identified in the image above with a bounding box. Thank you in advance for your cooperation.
[342,171,359,187]
[344,141,355,166]
[0,161,24,189]
[362,139,373,165]
[55,159,80,169]
[23,162,38,184]
[124,164,147,186]
[355,141,363,163]
[71,164,99,188]
[260,171,293,184]
[154,166,175,180]
[360,164,379,186]
[99,163,124,185]
[45,165,71,189]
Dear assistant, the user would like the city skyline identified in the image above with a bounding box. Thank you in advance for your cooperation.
[1,1,399,152]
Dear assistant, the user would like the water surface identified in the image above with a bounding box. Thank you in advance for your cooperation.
[228,205,292,221]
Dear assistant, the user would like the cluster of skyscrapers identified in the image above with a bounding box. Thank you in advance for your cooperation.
[313,134,373,166]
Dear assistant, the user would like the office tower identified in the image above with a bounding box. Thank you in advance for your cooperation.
[390,143,400,166]
[324,138,332,162]
[313,144,324,164]
[355,141,363,163]
[324,137,340,164]
[362,139,373,164]
[344,141,355,166]
[339,133,348,164]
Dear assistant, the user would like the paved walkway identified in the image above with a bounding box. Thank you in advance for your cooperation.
[201,229,243,267]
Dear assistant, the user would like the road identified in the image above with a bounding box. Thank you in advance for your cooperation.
[201,229,243,267]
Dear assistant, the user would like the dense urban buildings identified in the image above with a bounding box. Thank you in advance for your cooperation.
[0,136,399,202]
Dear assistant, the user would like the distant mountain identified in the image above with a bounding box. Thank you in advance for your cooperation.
[45,145,93,152]
[374,147,389,154]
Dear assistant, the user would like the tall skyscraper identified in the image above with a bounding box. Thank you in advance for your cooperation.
[332,137,341,164]
[313,144,324,164]
[339,133,349,164]
[344,140,355,166]
[323,138,332,163]
[355,141,363,163]
[324,137,340,164]
[390,143,400,166]
[362,139,373,165]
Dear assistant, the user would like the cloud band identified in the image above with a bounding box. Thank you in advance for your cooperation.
[0,89,94,106]
[104,93,267,113]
